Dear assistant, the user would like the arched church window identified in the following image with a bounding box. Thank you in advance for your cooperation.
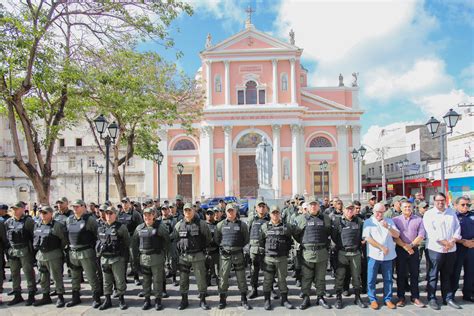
[215,74,222,92]
[236,132,262,148]
[173,139,196,151]
[309,136,332,148]
[281,73,288,91]
[245,80,257,104]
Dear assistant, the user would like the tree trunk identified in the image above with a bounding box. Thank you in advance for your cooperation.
[113,163,127,200]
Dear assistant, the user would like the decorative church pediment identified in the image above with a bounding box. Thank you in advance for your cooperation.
[301,90,353,111]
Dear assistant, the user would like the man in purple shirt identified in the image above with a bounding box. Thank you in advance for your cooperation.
[393,200,426,308]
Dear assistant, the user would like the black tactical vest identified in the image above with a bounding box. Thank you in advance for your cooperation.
[220,220,244,248]
[54,210,72,225]
[33,221,61,252]
[206,222,218,251]
[67,214,95,247]
[339,217,361,249]
[138,221,164,254]
[162,217,174,235]
[6,217,30,248]
[265,223,291,257]
[117,211,135,233]
[177,218,204,254]
[98,222,123,257]
[250,215,269,240]
[302,214,328,245]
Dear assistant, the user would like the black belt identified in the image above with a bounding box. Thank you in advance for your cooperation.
[184,249,203,254]
[11,244,28,249]
[70,245,91,252]
[341,246,359,252]
[140,249,162,255]
[220,249,243,256]
[303,245,327,251]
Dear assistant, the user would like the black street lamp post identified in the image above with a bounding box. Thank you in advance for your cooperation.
[153,150,164,204]
[351,145,366,201]
[93,114,118,202]
[396,159,409,197]
[177,162,184,195]
[94,164,104,204]
[425,108,460,194]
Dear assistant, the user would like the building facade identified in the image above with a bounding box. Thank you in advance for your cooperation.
[153,22,363,201]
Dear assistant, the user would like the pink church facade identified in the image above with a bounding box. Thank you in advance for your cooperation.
[153,22,363,202]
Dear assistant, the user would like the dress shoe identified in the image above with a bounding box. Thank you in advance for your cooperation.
[396,298,405,307]
[446,299,461,309]
[412,298,425,308]
[370,301,379,310]
[385,300,396,309]
[428,299,440,310]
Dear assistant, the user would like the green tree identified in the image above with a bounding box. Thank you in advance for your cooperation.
[81,48,203,199]
[0,1,192,203]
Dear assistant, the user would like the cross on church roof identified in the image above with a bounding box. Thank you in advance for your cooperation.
[245,5,255,26]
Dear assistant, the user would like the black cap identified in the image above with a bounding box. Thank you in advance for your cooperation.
[0,203,8,210]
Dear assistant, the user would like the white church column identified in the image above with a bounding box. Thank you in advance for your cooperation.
[272,125,281,198]
[272,59,278,104]
[299,126,306,195]
[290,58,296,104]
[206,60,212,106]
[200,126,214,197]
[337,125,350,196]
[291,124,302,196]
[224,60,230,105]
[157,129,168,200]
[352,125,361,197]
[224,126,233,196]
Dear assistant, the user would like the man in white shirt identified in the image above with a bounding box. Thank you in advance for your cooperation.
[362,203,400,310]
[423,192,461,310]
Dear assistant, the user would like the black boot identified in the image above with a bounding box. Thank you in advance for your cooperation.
[335,294,343,309]
[142,297,152,310]
[66,290,81,307]
[241,292,252,310]
[264,292,272,310]
[281,293,294,309]
[178,293,188,310]
[248,286,258,299]
[155,297,163,310]
[354,290,367,308]
[56,294,65,308]
[272,289,280,300]
[218,293,227,309]
[99,294,112,310]
[33,293,52,306]
[173,274,179,286]
[134,274,141,286]
[92,291,102,308]
[299,294,311,310]
[295,269,302,287]
[162,280,169,298]
[199,293,210,310]
[317,296,331,309]
[118,295,128,310]
[25,291,36,306]
[7,292,24,306]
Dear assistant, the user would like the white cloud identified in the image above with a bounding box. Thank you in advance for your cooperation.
[460,63,474,92]
[187,0,246,31]
[412,89,472,117]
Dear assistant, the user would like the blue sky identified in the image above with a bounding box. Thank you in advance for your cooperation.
[139,0,473,146]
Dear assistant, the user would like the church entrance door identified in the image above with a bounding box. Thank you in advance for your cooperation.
[178,174,192,201]
[239,155,258,198]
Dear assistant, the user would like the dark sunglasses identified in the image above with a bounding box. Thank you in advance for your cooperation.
[460,203,472,207]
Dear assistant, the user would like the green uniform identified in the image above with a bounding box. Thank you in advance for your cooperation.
[248,213,270,290]
[205,221,219,285]
[5,215,37,294]
[97,221,130,296]
[117,209,143,278]
[132,220,170,298]
[215,218,249,295]
[295,212,331,297]
[173,216,211,295]
[0,221,7,294]
[331,215,364,293]
[260,221,296,294]
[384,207,402,219]
[161,215,178,276]
[66,213,100,293]
[34,220,68,295]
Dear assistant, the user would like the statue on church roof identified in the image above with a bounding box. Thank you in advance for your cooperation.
[352,72,359,87]
[289,29,295,45]
[339,73,344,87]
[205,33,212,49]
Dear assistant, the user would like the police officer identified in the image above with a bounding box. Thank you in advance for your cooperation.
[0,208,8,305]
[65,199,101,308]
[160,205,178,287]
[331,204,367,309]
[384,196,406,218]
[215,204,251,310]
[205,208,219,286]
[54,197,72,225]
[361,195,376,219]
[173,202,212,310]
[247,198,269,298]
[260,205,296,310]
[33,205,68,307]
[296,196,331,309]
[175,195,185,216]
[118,197,143,285]
[133,207,170,310]
[96,206,130,310]
[5,202,37,306]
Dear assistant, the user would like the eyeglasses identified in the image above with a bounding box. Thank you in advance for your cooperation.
[460,203,472,207]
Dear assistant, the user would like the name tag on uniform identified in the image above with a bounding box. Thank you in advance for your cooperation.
[233,226,240,231]
[307,222,315,226]
[316,222,323,226]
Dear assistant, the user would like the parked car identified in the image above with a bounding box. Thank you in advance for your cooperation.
[201,196,249,216]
